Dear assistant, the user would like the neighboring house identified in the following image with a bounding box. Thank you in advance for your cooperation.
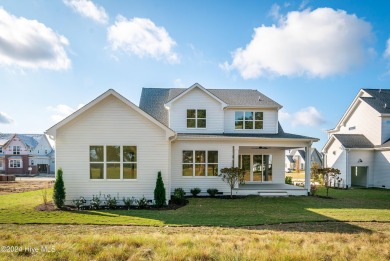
[285,148,323,171]
[323,89,390,188]
[46,83,319,203]
[0,133,55,175]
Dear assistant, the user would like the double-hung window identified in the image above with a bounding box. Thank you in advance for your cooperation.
[90,145,137,180]
[9,159,21,168]
[235,111,263,130]
[182,150,218,176]
[12,146,21,155]
[187,109,206,128]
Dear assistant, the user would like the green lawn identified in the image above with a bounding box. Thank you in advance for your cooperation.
[0,187,389,226]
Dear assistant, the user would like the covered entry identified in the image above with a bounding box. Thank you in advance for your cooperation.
[239,154,272,182]
[351,166,368,187]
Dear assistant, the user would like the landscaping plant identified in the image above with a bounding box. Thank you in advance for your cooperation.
[72,196,86,210]
[154,171,166,207]
[137,196,148,209]
[105,194,118,209]
[90,194,102,210]
[53,168,66,209]
[285,176,293,185]
[319,167,341,197]
[123,197,136,210]
[219,167,245,198]
[207,188,219,197]
[190,187,201,197]
[172,188,186,204]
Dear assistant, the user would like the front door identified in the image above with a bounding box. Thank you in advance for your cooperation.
[239,154,273,182]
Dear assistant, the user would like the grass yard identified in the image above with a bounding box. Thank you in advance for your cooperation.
[0,187,389,226]
[0,223,389,260]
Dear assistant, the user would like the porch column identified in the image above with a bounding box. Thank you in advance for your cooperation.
[304,144,312,194]
[233,145,239,167]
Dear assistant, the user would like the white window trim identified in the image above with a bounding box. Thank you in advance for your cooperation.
[90,145,138,181]
[12,146,21,155]
[186,109,207,129]
[234,111,264,130]
[182,150,219,177]
[9,159,22,168]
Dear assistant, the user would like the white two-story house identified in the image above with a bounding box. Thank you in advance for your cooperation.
[47,83,318,203]
[323,89,390,188]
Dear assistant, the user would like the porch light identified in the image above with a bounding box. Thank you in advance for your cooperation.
[358,159,363,163]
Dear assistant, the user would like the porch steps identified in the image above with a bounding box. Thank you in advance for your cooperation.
[258,191,288,197]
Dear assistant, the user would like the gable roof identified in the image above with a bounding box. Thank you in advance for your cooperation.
[46,89,175,138]
[333,134,374,149]
[140,84,282,126]
[360,89,390,114]
[286,155,294,163]
[0,133,46,149]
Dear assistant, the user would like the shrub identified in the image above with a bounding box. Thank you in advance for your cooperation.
[90,194,102,210]
[72,196,86,210]
[219,167,245,198]
[154,171,166,207]
[105,194,118,209]
[190,187,201,197]
[172,188,186,204]
[285,176,293,185]
[53,168,66,209]
[310,184,318,196]
[137,196,148,209]
[123,197,136,210]
[207,188,219,197]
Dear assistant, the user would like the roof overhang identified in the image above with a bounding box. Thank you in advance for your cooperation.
[224,106,281,110]
[175,134,318,143]
[46,89,175,140]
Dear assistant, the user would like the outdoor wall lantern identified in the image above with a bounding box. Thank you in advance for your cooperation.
[358,159,363,163]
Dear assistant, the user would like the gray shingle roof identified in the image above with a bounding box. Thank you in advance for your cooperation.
[333,134,374,149]
[0,133,44,149]
[286,155,294,163]
[361,89,390,114]
[139,87,282,126]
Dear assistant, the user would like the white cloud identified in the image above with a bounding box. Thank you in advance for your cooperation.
[0,7,70,70]
[174,78,185,88]
[47,104,84,123]
[291,106,325,127]
[223,8,373,79]
[278,109,291,122]
[107,16,179,63]
[63,0,108,24]
[384,38,390,58]
[0,112,14,124]
[268,4,282,20]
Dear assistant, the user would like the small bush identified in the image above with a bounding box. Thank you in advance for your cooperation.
[172,188,186,204]
[90,194,101,210]
[310,184,318,196]
[137,196,148,209]
[123,197,136,210]
[190,187,201,197]
[154,171,166,207]
[105,194,118,209]
[207,188,219,197]
[285,176,293,185]
[72,196,86,210]
[53,168,66,208]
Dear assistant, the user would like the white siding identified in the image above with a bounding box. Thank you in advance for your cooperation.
[31,136,52,156]
[56,94,171,204]
[338,100,381,145]
[325,138,347,181]
[348,150,375,187]
[169,88,224,133]
[224,109,278,134]
[171,140,286,195]
[373,151,390,188]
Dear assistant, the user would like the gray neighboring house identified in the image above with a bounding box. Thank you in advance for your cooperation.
[285,148,323,172]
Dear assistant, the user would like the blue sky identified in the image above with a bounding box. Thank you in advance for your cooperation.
[1,0,390,150]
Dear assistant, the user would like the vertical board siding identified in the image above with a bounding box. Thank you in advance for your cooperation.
[169,88,224,133]
[56,95,171,203]
[224,109,278,134]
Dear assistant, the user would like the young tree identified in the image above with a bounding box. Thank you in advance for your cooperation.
[219,167,245,198]
[318,167,341,197]
[53,168,66,209]
[154,171,166,207]
[311,162,322,184]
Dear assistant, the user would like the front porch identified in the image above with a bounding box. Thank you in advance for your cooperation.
[233,183,308,196]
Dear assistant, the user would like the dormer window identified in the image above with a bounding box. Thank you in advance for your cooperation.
[187,109,206,128]
[13,146,21,155]
[235,111,263,130]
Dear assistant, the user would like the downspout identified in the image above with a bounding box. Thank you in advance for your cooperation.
[168,133,178,200]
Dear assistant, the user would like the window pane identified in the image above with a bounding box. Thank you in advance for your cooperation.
[124,163,137,179]
[263,155,272,181]
[183,151,193,163]
[123,146,137,162]
[106,146,120,162]
[207,164,218,176]
[197,110,206,118]
[235,120,243,129]
[255,121,263,129]
[253,155,263,181]
[245,112,253,120]
[208,151,218,163]
[90,163,104,179]
[107,163,120,179]
[195,164,205,176]
[187,109,196,118]
[235,111,243,120]
[195,151,206,163]
[90,146,104,162]
[182,164,193,176]
[197,119,206,128]
[245,121,253,129]
[255,112,263,120]
[187,119,196,128]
